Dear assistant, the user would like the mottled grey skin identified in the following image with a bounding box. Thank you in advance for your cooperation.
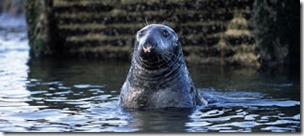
[119,24,207,109]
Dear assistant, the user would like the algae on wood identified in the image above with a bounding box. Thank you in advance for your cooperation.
[25,0,261,67]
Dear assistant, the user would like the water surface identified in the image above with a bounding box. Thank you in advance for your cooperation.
[0,30,300,132]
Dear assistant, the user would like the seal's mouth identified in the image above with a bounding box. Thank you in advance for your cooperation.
[138,37,159,62]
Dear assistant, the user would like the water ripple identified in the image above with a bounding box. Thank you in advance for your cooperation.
[0,30,300,132]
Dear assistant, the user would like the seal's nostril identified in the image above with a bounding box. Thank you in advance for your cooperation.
[143,46,152,53]
[142,39,155,53]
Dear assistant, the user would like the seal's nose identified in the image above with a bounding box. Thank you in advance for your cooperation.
[142,37,156,53]
[143,45,152,53]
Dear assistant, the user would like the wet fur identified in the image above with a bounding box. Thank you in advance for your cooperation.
[119,24,207,109]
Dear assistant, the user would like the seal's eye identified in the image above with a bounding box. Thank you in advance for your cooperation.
[138,31,144,37]
[162,30,169,38]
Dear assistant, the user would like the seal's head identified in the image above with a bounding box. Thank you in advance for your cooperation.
[133,24,181,64]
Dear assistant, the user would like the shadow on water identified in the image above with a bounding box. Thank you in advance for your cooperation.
[188,64,301,101]
[0,30,301,132]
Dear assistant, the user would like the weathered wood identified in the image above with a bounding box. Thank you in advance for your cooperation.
[25,0,259,67]
[251,0,300,69]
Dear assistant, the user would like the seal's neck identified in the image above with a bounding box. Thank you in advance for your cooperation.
[128,52,186,89]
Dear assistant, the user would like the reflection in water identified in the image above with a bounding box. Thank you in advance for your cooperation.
[26,58,129,110]
[126,108,194,132]
[0,31,301,132]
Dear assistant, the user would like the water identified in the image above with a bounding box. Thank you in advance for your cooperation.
[0,30,301,132]
[0,13,26,32]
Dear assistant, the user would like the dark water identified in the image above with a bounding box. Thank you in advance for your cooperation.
[0,31,301,132]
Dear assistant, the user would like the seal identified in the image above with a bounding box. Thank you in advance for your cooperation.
[119,24,207,109]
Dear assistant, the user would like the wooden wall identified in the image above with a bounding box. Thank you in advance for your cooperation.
[26,0,259,67]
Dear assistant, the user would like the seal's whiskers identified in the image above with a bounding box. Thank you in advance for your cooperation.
[145,17,149,26]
